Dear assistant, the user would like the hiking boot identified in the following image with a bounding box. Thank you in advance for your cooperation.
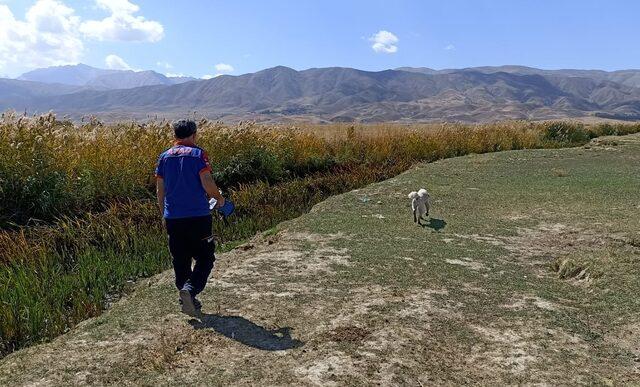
[192,297,202,311]
[178,297,202,308]
[178,291,203,316]
[179,289,197,316]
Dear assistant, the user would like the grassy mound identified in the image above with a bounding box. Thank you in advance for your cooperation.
[1,133,639,385]
[5,116,640,357]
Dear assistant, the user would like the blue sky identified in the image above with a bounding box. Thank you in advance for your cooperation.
[1,0,638,78]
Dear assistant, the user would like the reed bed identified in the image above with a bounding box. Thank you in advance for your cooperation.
[1,111,639,356]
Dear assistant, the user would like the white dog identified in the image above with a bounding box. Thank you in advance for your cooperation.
[408,188,430,225]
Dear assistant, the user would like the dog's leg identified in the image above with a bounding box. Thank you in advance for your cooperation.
[413,208,417,223]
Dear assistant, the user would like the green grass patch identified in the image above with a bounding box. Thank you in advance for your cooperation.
[2,117,640,359]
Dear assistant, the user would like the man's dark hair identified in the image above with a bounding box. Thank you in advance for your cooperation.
[172,120,197,139]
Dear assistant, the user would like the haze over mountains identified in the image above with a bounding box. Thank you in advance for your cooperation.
[18,64,196,90]
[2,64,640,122]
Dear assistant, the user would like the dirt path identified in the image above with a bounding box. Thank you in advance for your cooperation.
[2,135,640,385]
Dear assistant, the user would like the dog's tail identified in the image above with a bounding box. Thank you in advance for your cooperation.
[408,191,418,199]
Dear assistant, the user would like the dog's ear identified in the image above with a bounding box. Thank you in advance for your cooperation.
[408,191,418,199]
[417,189,428,197]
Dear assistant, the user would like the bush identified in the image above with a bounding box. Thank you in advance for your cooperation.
[542,121,591,145]
[213,146,286,188]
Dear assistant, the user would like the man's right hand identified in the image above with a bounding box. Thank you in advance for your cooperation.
[200,172,226,209]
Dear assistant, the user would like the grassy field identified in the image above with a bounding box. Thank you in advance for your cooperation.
[1,132,639,384]
[6,115,640,357]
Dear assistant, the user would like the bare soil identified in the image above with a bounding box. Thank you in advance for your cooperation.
[2,134,640,385]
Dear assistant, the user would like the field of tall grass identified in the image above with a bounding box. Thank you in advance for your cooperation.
[2,111,639,357]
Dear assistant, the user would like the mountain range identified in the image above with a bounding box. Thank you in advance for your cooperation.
[397,66,640,88]
[18,64,196,90]
[2,64,640,122]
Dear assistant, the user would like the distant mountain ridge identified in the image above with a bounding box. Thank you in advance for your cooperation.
[18,64,196,90]
[397,66,640,88]
[3,64,640,122]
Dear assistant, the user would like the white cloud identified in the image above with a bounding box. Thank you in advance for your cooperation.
[156,60,172,69]
[165,72,185,78]
[105,54,134,70]
[214,63,234,73]
[445,44,455,50]
[0,0,83,70]
[95,0,139,14]
[203,63,235,77]
[0,0,163,74]
[201,64,234,79]
[370,30,398,54]
[80,0,163,42]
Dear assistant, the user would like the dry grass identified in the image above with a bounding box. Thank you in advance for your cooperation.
[3,130,640,385]
[1,111,639,357]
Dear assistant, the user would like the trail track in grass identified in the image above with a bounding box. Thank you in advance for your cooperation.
[2,133,640,385]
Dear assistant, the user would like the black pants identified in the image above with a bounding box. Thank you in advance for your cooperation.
[165,215,215,297]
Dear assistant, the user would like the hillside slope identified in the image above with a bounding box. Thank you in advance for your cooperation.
[28,67,640,121]
[18,64,120,86]
[4,66,640,122]
[1,135,640,385]
[399,66,640,88]
[0,79,90,110]
[18,64,196,90]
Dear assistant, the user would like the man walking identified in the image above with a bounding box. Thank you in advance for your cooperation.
[155,120,225,316]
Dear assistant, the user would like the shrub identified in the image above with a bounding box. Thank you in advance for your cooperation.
[542,121,590,145]
[213,146,286,189]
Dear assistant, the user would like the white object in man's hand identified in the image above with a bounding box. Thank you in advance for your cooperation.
[209,197,225,210]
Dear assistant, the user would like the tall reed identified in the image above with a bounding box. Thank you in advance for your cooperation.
[1,112,639,356]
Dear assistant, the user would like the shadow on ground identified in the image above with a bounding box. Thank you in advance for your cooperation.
[189,314,304,351]
[423,218,447,231]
